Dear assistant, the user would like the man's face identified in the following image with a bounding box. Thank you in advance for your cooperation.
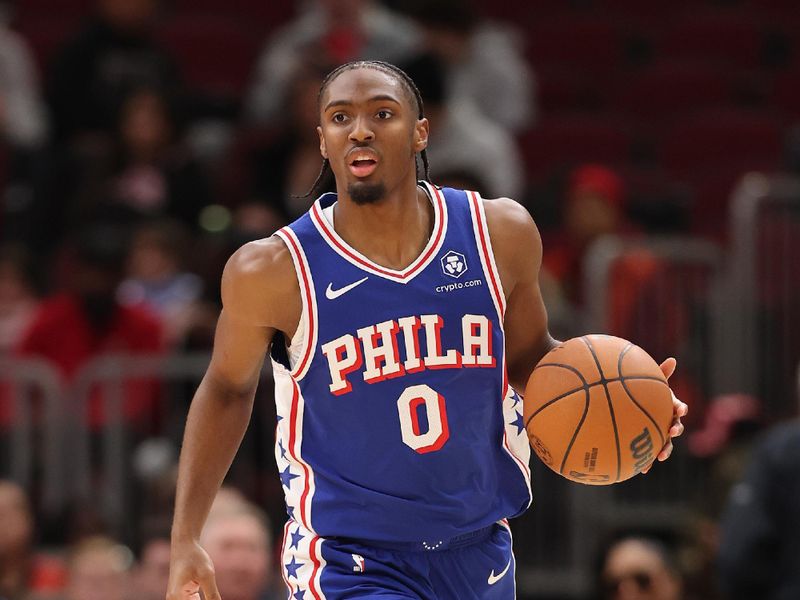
[602,540,681,600]
[67,550,129,600]
[204,515,271,600]
[0,483,32,557]
[136,539,171,600]
[317,68,428,204]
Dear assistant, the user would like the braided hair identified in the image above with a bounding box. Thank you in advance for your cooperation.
[299,60,432,199]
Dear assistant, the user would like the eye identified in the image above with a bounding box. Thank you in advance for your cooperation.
[332,113,348,123]
[376,110,393,120]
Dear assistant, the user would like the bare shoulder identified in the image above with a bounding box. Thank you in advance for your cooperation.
[481,196,542,291]
[221,235,300,331]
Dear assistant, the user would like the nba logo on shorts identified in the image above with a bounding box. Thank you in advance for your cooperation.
[352,554,365,573]
[441,250,467,278]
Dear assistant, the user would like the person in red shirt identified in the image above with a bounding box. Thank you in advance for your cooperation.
[15,223,163,432]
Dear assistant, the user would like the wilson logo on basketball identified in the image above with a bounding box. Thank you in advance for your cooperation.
[630,428,655,473]
[441,250,467,279]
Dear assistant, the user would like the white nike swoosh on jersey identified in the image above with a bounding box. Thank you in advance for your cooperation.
[325,277,369,300]
[487,558,512,585]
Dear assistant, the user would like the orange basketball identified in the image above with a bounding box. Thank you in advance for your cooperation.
[524,335,673,485]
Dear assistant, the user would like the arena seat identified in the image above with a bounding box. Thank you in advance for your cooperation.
[658,109,783,174]
[527,17,628,72]
[519,115,633,176]
[157,16,261,97]
[658,12,766,67]
[610,61,734,120]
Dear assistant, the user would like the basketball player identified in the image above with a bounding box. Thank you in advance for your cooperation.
[166,61,688,599]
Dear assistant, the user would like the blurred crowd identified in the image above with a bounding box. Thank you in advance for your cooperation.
[1,0,799,598]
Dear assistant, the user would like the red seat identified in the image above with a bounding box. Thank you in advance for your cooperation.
[479,0,563,26]
[658,12,765,67]
[769,70,800,116]
[157,16,261,96]
[610,61,733,120]
[658,109,783,174]
[519,116,633,176]
[169,0,295,32]
[536,66,601,114]
[14,17,80,72]
[15,0,92,21]
[527,18,627,72]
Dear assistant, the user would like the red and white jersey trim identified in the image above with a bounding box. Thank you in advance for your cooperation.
[309,181,448,284]
[466,191,506,321]
[502,368,532,505]
[467,190,531,500]
[275,227,319,380]
[274,365,318,533]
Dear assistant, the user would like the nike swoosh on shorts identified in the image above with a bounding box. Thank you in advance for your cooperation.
[487,558,512,585]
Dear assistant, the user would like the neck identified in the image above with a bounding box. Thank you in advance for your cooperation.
[332,177,433,270]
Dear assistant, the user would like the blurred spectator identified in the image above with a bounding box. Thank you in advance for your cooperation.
[117,220,203,347]
[403,53,524,199]
[15,222,163,431]
[63,536,132,600]
[45,0,181,144]
[0,480,66,600]
[245,0,420,127]
[542,164,631,307]
[201,500,280,600]
[0,245,40,353]
[0,18,48,150]
[403,0,535,132]
[717,419,800,600]
[134,533,170,600]
[244,60,334,223]
[0,13,49,248]
[598,534,684,600]
[70,86,213,232]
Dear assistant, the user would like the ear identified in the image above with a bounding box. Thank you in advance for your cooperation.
[414,117,429,153]
[317,126,328,159]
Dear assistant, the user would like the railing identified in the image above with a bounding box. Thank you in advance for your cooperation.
[726,173,800,419]
[0,357,64,513]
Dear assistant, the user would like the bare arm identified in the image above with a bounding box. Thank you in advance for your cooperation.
[483,197,559,393]
[167,237,300,600]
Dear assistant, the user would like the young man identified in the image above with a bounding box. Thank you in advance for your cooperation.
[167,61,687,599]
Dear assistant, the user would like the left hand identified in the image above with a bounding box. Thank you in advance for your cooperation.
[642,357,688,474]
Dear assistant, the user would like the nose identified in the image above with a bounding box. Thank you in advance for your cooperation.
[348,115,374,143]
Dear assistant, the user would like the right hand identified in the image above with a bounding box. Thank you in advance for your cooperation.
[166,539,221,600]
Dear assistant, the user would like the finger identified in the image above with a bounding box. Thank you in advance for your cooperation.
[659,357,677,379]
[669,420,685,438]
[166,579,199,600]
[671,390,688,417]
[657,440,673,462]
[199,572,222,600]
[642,462,652,474]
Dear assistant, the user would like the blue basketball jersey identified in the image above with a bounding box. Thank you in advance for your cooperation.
[272,182,531,545]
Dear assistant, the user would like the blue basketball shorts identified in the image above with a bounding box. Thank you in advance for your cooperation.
[280,519,517,599]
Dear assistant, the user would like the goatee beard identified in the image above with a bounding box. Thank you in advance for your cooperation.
[348,181,386,205]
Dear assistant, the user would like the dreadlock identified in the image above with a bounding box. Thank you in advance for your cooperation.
[298,60,432,199]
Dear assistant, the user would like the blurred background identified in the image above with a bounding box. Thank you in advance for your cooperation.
[1,0,799,598]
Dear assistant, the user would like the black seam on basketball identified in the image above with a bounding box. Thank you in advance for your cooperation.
[582,336,621,482]
[524,388,586,430]
[524,363,589,429]
[526,372,666,431]
[559,384,591,476]
[617,345,666,447]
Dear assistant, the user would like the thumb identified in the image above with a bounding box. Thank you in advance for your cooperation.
[659,357,677,380]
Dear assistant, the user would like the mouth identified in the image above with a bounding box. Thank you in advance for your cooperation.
[347,149,379,178]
